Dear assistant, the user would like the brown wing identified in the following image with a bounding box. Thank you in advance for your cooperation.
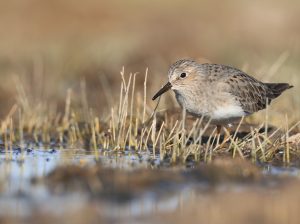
[203,64,270,114]
[225,73,270,114]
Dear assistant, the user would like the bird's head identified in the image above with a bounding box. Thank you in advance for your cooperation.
[152,59,202,100]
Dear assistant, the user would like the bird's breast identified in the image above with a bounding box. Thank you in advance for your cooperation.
[173,87,246,122]
[174,89,211,116]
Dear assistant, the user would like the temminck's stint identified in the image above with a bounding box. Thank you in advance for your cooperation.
[152,59,293,136]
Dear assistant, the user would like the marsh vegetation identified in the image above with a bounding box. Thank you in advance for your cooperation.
[0,0,300,223]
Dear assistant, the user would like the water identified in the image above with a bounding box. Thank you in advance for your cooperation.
[0,148,164,218]
[263,165,300,177]
[0,147,299,220]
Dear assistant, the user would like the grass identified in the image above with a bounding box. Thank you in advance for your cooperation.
[0,66,299,167]
[0,2,300,223]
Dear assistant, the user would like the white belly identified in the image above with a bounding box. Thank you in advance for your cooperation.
[211,105,245,120]
[174,89,246,123]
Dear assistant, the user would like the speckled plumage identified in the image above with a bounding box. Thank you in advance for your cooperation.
[153,59,293,125]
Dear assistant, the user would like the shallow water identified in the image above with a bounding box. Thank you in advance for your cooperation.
[0,147,299,221]
[0,148,162,218]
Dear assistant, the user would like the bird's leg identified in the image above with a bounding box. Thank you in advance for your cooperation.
[216,125,232,149]
[216,125,222,135]
[216,125,222,147]
[222,126,232,144]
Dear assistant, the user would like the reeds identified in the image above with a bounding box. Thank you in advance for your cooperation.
[0,69,299,166]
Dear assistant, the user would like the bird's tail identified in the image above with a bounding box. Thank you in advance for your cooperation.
[265,83,293,99]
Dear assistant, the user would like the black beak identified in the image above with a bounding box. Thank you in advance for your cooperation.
[152,82,172,100]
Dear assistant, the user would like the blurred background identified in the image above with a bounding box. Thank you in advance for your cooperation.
[0,2,300,223]
[0,0,299,123]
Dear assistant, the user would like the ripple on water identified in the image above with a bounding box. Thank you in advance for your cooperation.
[0,148,300,220]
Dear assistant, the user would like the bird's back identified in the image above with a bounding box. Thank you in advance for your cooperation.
[200,63,293,114]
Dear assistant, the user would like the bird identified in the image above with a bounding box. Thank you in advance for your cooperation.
[152,59,293,142]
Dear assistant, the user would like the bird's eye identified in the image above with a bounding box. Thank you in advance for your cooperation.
[180,73,187,78]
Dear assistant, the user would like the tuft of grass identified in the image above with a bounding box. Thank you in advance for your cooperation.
[0,68,299,167]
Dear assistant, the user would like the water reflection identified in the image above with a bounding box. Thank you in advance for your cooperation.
[0,148,300,220]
